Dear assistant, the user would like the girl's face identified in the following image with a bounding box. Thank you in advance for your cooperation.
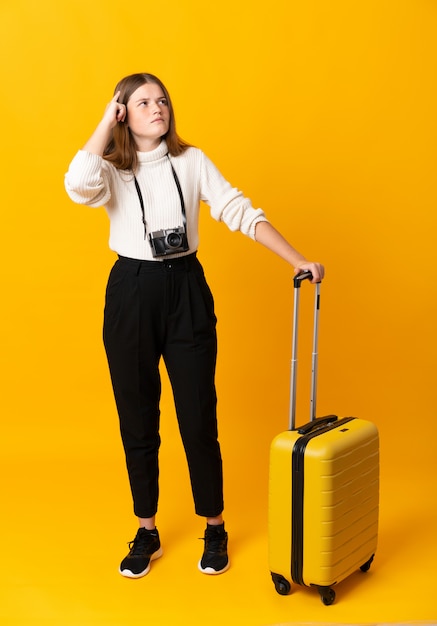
[126,82,170,151]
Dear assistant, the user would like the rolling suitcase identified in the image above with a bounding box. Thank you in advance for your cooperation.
[268,272,379,605]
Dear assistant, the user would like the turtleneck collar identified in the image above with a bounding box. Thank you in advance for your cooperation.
[137,140,169,164]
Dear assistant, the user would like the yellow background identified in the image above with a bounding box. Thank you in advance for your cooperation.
[0,0,436,624]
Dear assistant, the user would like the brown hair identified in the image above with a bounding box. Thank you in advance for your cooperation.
[103,73,191,171]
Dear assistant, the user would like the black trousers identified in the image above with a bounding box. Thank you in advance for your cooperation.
[103,253,224,519]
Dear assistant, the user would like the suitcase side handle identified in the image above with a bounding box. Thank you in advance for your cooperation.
[297,415,338,435]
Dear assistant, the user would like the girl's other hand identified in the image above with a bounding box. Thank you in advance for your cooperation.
[294,261,325,283]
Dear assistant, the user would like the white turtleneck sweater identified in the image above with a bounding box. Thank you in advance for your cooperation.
[64,140,269,261]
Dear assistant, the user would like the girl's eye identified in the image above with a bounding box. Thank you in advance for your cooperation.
[137,99,167,107]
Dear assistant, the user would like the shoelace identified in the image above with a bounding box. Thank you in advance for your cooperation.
[199,532,227,553]
[128,531,157,556]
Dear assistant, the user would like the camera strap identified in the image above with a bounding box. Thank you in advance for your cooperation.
[133,154,187,240]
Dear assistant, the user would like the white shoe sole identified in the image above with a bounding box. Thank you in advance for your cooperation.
[198,559,230,575]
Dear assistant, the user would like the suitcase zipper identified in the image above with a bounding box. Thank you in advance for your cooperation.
[291,417,355,586]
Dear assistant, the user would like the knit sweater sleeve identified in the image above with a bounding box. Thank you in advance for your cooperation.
[199,151,269,240]
[64,150,112,207]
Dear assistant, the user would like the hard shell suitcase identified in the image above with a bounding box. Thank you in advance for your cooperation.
[268,272,379,605]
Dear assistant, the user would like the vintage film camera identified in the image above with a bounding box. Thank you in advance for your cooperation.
[148,226,189,257]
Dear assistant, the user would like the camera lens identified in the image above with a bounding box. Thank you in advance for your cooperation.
[166,232,182,248]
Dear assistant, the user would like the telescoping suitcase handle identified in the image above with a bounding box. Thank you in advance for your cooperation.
[289,271,337,432]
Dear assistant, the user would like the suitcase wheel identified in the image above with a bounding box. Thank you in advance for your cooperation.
[360,554,375,573]
[271,572,291,596]
[318,586,336,605]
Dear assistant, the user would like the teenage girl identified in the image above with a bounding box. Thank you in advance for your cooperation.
[65,72,324,579]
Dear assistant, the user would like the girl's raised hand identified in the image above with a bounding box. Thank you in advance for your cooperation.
[102,91,126,128]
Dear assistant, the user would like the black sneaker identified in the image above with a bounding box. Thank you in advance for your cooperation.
[198,523,230,575]
[119,527,163,579]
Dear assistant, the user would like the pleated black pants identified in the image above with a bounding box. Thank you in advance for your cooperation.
[103,252,224,519]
